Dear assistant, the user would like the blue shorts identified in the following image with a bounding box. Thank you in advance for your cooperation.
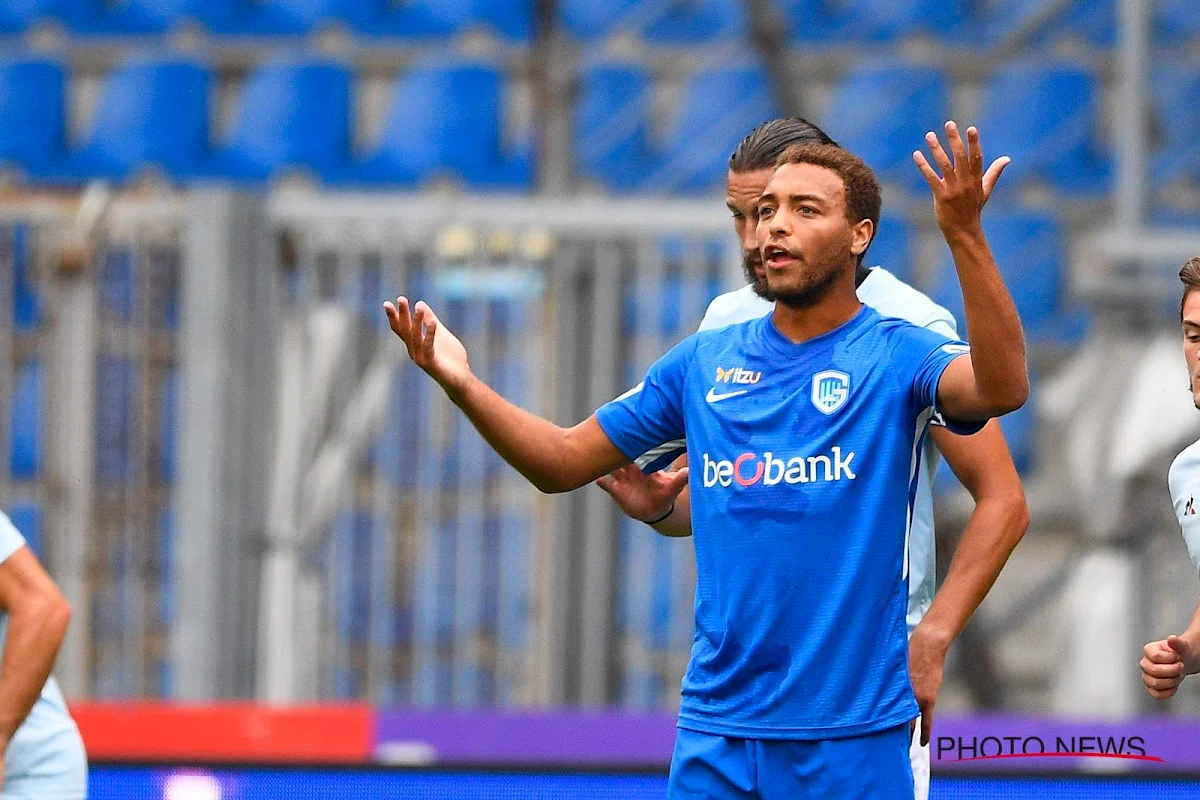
[668,724,914,800]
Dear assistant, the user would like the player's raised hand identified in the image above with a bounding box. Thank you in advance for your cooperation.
[914,121,1009,235]
[384,297,473,394]
[597,464,689,528]
[1140,635,1199,699]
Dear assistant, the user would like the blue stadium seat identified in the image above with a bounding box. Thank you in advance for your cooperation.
[1158,0,1200,44]
[558,0,638,39]
[823,66,948,189]
[976,64,1110,195]
[5,503,42,559]
[559,0,740,41]
[473,0,533,40]
[9,360,42,480]
[0,0,56,33]
[66,58,211,181]
[1152,66,1200,183]
[784,0,966,42]
[348,61,531,189]
[337,0,466,38]
[52,0,195,35]
[640,65,780,193]
[778,0,854,42]
[858,0,967,39]
[192,0,336,35]
[958,0,1112,46]
[928,210,1066,340]
[575,63,653,191]
[208,59,350,182]
[0,59,66,177]
[1055,0,1114,46]
[644,0,744,43]
[865,215,913,286]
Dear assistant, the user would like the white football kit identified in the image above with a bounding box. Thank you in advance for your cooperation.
[0,511,87,800]
[676,268,959,800]
[1169,438,1200,575]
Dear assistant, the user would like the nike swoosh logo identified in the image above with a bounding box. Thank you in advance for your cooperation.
[706,387,749,404]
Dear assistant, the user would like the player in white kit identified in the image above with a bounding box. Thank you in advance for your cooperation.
[1141,257,1200,698]
[0,510,87,799]
[597,119,1030,799]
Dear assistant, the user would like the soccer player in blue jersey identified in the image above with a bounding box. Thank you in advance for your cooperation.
[597,117,1028,800]
[385,122,1028,797]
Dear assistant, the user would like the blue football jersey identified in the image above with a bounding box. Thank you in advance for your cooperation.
[596,305,982,739]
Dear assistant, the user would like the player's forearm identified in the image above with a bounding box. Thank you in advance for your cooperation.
[1178,602,1200,675]
[447,375,622,493]
[652,488,693,537]
[946,224,1029,414]
[0,591,70,742]
[915,490,1029,650]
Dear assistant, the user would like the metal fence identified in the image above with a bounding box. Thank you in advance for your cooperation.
[0,188,740,706]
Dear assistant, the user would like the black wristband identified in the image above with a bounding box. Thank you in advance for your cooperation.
[640,502,676,526]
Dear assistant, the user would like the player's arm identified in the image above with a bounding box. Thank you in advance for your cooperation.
[385,298,629,492]
[0,547,71,746]
[914,122,1028,421]
[1141,601,1200,699]
[908,422,1028,743]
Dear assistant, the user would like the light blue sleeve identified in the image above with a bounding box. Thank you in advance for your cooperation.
[0,511,27,564]
[889,325,986,436]
[595,337,694,461]
[923,314,958,341]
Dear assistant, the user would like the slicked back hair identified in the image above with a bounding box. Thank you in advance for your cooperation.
[728,118,838,174]
[1181,257,1200,322]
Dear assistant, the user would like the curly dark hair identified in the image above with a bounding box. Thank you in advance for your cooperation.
[774,143,881,235]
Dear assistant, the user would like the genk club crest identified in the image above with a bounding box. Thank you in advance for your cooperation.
[811,370,850,415]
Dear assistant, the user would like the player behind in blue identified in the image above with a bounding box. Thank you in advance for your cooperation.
[384,122,1029,797]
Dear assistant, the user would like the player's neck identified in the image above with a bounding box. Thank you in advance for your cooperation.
[771,289,863,345]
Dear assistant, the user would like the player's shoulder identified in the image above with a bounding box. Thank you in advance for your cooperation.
[1169,438,1200,497]
[699,285,772,332]
[859,267,958,335]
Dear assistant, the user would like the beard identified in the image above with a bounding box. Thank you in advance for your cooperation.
[768,240,855,310]
[743,252,773,300]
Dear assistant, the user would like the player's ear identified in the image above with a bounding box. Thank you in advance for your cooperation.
[850,219,874,258]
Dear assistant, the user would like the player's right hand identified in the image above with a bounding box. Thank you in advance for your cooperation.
[1140,635,1198,699]
[596,464,689,527]
[385,297,473,394]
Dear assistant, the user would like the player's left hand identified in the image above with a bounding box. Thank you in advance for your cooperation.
[913,121,1009,235]
[907,625,948,746]
[384,297,473,395]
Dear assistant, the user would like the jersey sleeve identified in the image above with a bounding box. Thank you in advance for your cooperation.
[920,314,959,426]
[888,324,986,437]
[0,511,28,565]
[922,312,958,341]
[596,337,694,462]
[1169,457,1200,576]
